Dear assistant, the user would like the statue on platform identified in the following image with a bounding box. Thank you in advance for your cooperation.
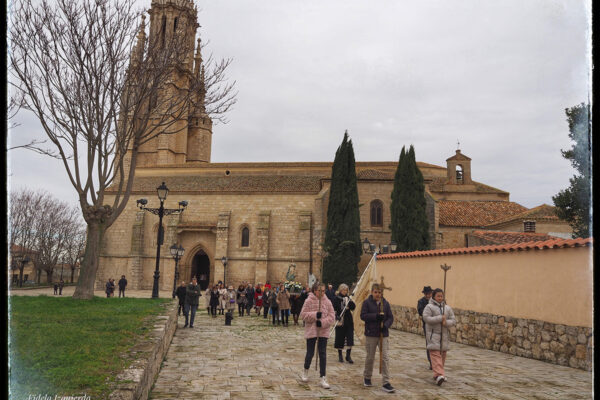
[285,262,296,282]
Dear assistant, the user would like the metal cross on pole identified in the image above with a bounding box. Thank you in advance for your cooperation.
[379,276,392,374]
[439,263,451,352]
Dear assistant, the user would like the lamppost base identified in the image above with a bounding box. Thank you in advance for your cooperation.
[152,271,161,298]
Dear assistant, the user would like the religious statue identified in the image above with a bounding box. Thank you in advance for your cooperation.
[285,262,296,281]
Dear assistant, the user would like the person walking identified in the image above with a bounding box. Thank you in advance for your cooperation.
[267,287,279,325]
[58,279,65,295]
[277,284,291,327]
[245,283,255,316]
[204,286,211,314]
[262,285,271,319]
[417,286,433,370]
[423,288,456,386]
[218,283,227,315]
[333,283,356,364]
[299,282,335,389]
[184,277,202,328]
[105,278,112,298]
[254,284,263,316]
[325,283,336,303]
[236,284,246,316]
[225,285,237,314]
[209,285,220,318]
[176,281,187,316]
[118,275,128,298]
[109,278,116,297]
[54,282,59,295]
[360,283,396,393]
[290,293,301,325]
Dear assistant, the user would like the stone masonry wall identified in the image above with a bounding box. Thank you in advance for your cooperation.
[391,305,592,371]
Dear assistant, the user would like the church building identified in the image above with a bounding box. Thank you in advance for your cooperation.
[97,0,571,291]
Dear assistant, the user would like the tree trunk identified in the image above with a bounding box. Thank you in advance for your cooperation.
[18,266,24,287]
[46,270,54,283]
[73,221,106,299]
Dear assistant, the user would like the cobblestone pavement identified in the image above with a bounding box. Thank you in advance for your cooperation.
[150,311,593,400]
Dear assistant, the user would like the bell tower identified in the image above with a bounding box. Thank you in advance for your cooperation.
[132,0,213,167]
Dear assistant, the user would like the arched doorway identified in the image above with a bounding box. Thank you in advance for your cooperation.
[191,250,210,290]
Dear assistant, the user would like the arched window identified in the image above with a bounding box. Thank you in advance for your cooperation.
[241,227,250,247]
[370,200,383,227]
[161,16,167,46]
[456,164,464,183]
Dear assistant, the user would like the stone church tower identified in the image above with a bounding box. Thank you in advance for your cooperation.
[131,0,213,168]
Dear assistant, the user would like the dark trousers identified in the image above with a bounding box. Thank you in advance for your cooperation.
[423,321,432,367]
[246,302,253,315]
[185,304,197,326]
[210,305,218,316]
[178,303,184,315]
[238,303,245,316]
[304,337,328,377]
[119,288,125,297]
[263,305,269,318]
[280,309,289,325]
[271,307,279,324]
[59,287,63,295]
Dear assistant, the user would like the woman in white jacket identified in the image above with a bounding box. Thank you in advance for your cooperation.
[422,288,456,386]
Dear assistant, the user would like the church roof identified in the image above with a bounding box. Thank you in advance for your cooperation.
[446,149,472,161]
[122,175,324,193]
[485,204,560,227]
[428,177,508,194]
[469,230,559,245]
[376,237,592,260]
[439,200,528,227]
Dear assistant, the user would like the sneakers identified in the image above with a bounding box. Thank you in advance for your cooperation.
[363,378,373,387]
[382,383,396,393]
[301,368,309,382]
[320,376,330,389]
[436,375,446,386]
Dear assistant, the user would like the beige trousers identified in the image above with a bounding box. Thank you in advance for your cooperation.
[363,336,390,384]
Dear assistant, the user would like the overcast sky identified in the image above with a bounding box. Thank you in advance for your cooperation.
[7,0,591,209]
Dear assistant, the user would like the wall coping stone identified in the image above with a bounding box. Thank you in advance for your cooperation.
[109,300,178,400]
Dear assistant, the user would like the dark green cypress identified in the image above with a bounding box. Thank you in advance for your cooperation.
[390,145,430,252]
[322,131,362,288]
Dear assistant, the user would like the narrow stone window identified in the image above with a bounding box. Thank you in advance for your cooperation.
[524,221,536,232]
[241,227,250,247]
[370,200,383,227]
[161,16,167,46]
[173,17,178,32]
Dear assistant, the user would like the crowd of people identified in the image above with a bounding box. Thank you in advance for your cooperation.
[104,275,128,298]
[172,276,455,393]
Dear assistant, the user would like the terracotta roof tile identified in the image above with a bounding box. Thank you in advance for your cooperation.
[485,204,560,227]
[439,200,527,227]
[428,177,508,194]
[377,237,592,259]
[470,230,559,245]
[356,169,394,180]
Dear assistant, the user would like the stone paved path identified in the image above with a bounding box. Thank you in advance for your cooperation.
[150,311,592,400]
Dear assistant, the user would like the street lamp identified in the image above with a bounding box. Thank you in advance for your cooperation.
[362,238,397,255]
[137,182,188,298]
[170,244,185,299]
[221,256,228,286]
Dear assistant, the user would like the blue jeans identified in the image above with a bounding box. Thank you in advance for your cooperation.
[184,303,198,326]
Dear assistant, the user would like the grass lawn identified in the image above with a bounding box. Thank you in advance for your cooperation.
[8,295,172,399]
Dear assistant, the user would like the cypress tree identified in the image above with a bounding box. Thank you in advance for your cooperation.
[322,131,362,288]
[390,145,430,251]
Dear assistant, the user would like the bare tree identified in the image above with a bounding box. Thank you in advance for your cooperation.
[63,226,87,283]
[9,0,236,298]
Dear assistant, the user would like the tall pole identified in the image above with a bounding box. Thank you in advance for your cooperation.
[172,255,179,299]
[440,263,451,352]
[152,200,165,299]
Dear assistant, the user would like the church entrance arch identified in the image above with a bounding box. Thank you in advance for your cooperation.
[191,250,210,290]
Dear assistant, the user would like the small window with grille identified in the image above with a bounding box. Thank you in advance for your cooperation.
[524,221,536,232]
[370,200,383,227]
[241,226,250,247]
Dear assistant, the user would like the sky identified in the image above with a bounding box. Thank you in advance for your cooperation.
[7,0,592,209]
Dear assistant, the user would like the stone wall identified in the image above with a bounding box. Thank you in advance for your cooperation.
[391,305,592,371]
[109,300,178,400]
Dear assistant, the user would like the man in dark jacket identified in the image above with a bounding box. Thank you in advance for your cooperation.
[118,275,128,298]
[325,284,336,303]
[176,281,187,316]
[184,277,201,328]
[360,283,395,393]
[245,283,255,316]
[417,286,433,369]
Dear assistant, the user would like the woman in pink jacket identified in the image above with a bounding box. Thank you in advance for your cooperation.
[299,282,335,389]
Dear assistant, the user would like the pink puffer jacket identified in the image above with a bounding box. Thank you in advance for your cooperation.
[300,292,335,339]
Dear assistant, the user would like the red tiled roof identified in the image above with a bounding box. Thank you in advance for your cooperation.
[486,204,560,227]
[356,169,394,180]
[428,177,508,194]
[439,200,527,227]
[377,237,592,259]
[470,230,559,245]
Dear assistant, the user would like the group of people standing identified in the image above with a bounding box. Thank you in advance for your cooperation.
[104,275,127,298]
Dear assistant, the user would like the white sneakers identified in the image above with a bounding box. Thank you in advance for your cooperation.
[301,368,309,382]
[436,375,446,386]
[320,376,330,389]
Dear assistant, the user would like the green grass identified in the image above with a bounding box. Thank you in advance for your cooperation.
[8,295,172,399]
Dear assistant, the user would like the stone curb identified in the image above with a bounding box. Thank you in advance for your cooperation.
[109,299,178,400]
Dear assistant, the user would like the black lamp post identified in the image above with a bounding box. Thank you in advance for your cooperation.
[170,244,185,299]
[362,238,397,255]
[221,256,228,286]
[137,182,188,298]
